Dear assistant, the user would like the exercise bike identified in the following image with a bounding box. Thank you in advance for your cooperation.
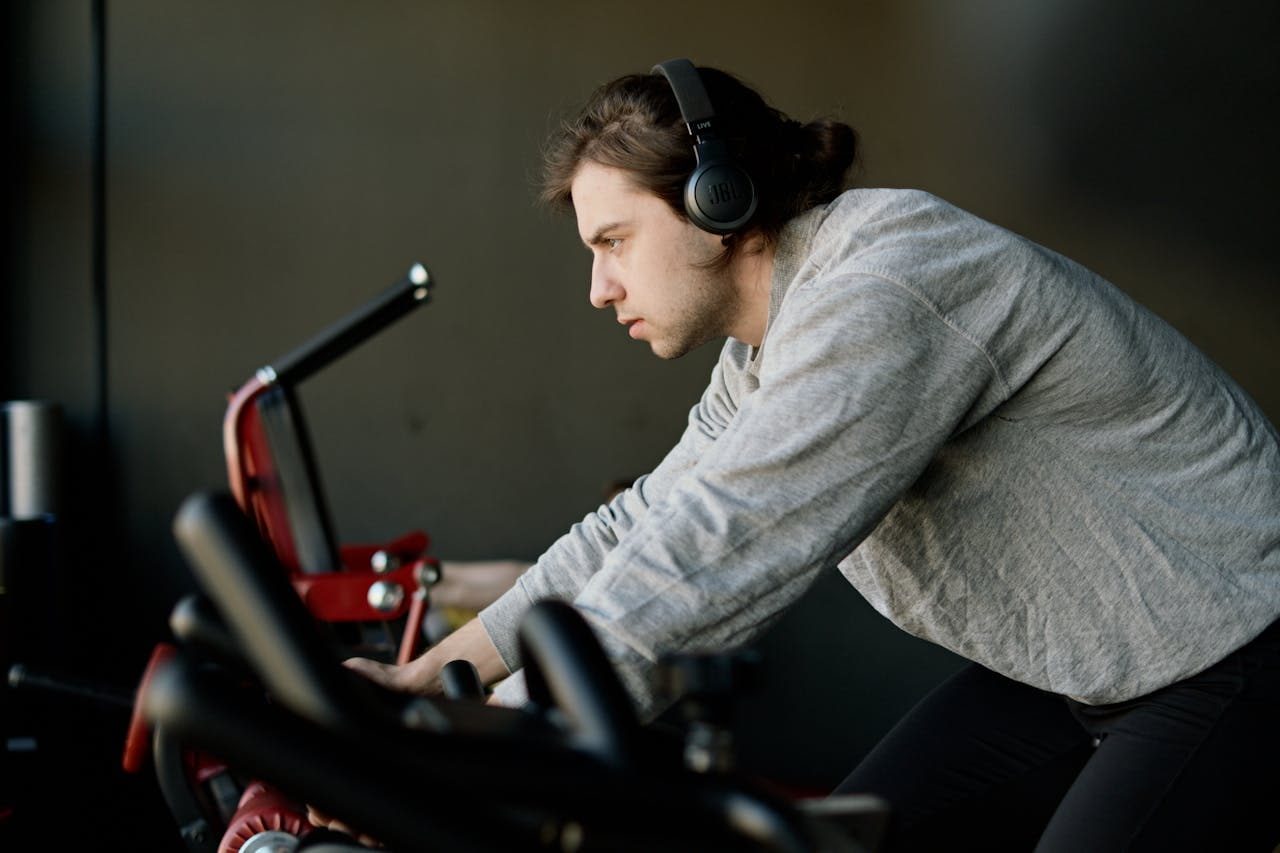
[146,488,886,851]
[16,264,888,851]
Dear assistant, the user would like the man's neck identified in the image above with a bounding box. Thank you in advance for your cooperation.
[727,240,776,347]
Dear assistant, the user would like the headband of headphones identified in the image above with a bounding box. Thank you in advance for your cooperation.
[652,59,758,235]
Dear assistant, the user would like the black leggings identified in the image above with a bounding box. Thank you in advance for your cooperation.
[833,619,1280,852]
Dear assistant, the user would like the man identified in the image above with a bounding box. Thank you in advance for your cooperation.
[347,61,1279,850]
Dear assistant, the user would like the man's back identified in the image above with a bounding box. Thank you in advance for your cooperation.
[777,189,1280,702]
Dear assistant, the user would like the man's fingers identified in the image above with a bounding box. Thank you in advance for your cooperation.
[307,806,383,847]
[343,656,394,687]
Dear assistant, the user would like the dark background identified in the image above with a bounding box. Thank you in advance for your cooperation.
[3,1,1276,848]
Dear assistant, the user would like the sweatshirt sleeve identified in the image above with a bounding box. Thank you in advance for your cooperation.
[544,273,1005,719]
[477,346,746,672]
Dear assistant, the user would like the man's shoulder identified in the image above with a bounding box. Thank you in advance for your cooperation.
[818,187,951,228]
[782,188,968,290]
[806,188,1042,283]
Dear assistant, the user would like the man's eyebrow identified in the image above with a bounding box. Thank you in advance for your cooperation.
[583,221,629,248]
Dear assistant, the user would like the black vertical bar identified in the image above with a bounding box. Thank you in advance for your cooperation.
[91,0,107,450]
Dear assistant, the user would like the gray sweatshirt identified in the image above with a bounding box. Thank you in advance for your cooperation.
[480,189,1280,719]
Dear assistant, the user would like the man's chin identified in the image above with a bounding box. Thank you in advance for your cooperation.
[647,330,727,360]
[648,338,695,360]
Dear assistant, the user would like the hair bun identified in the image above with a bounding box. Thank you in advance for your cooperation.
[798,119,858,176]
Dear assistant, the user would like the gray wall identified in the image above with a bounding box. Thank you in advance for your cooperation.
[7,0,1277,805]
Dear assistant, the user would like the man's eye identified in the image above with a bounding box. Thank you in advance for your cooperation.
[606,238,622,250]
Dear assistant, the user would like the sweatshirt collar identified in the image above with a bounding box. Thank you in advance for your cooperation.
[747,204,830,369]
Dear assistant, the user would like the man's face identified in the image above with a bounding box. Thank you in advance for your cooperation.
[571,162,741,359]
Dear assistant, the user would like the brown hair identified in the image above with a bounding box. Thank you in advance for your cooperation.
[541,65,858,265]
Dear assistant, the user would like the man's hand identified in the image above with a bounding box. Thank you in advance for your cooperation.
[306,805,383,848]
[342,654,437,694]
[307,618,512,844]
[343,617,511,697]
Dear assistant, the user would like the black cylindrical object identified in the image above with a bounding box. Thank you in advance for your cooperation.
[518,599,643,770]
[0,516,60,666]
[439,658,484,701]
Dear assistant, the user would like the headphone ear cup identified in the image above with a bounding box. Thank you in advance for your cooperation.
[684,160,758,235]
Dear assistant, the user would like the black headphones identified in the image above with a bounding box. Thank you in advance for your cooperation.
[652,59,758,235]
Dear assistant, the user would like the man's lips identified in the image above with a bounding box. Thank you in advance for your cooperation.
[619,317,645,339]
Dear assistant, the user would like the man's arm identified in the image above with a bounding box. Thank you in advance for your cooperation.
[560,274,1007,719]
[475,346,749,673]
[345,345,748,696]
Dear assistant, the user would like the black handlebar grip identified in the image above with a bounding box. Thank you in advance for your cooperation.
[440,659,485,702]
[169,593,245,671]
[517,600,642,770]
[171,490,382,730]
[268,263,431,387]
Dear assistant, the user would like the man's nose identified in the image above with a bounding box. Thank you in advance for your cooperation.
[589,257,624,309]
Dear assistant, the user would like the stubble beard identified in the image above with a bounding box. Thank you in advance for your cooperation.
[649,247,740,360]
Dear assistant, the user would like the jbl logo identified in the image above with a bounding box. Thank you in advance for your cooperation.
[708,181,740,206]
